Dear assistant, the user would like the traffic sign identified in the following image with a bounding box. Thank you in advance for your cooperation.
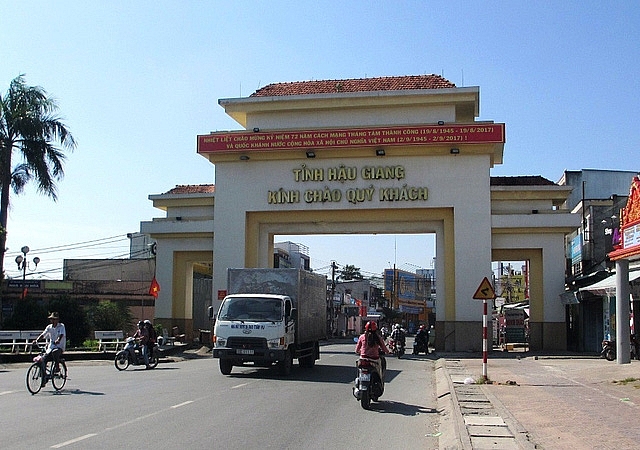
[473,277,496,300]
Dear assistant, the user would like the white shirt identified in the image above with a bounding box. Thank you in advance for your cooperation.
[42,322,66,352]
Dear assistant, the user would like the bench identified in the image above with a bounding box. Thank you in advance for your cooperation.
[95,330,125,352]
[0,331,22,353]
[21,330,43,353]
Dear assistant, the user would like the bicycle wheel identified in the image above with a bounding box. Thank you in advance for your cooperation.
[26,363,43,395]
[52,361,67,391]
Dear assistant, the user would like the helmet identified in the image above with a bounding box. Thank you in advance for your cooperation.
[138,321,144,327]
[394,324,400,330]
[365,321,377,332]
[419,325,425,330]
[144,319,151,325]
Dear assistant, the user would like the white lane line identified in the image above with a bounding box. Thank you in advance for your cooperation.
[171,400,194,409]
[231,382,249,389]
[0,390,18,395]
[51,433,97,448]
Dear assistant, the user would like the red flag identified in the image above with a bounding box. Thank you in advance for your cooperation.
[149,277,160,298]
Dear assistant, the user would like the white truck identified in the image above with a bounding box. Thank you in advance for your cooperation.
[212,268,327,375]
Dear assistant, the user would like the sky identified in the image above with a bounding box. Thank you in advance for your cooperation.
[1,1,639,281]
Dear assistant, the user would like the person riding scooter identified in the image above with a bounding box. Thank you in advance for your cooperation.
[390,324,406,352]
[413,324,429,355]
[355,321,390,379]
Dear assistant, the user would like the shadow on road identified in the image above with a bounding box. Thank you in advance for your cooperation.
[368,400,437,416]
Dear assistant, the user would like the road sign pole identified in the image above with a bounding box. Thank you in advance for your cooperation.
[473,276,495,382]
[482,299,488,381]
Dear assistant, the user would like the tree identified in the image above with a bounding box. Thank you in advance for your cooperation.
[48,295,90,348]
[86,300,134,335]
[339,264,363,281]
[0,75,76,279]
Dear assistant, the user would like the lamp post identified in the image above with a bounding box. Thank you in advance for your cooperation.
[15,246,40,300]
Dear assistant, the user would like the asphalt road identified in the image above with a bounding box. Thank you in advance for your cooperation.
[0,342,440,449]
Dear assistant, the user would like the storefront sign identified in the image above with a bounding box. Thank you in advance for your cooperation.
[198,124,505,153]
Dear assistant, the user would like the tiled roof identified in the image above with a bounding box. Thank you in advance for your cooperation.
[490,176,557,186]
[251,75,455,97]
[165,184,215,195]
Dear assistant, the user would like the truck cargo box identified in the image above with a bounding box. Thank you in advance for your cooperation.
[227,268,327,344]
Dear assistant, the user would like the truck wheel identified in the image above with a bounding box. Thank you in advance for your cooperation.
[278,348,293,376]
[219,359,233,375]
[300,342,319,368]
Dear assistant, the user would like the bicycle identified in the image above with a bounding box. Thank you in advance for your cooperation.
[26,346,67,395]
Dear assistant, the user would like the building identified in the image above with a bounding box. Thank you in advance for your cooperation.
[141,75,580,351]
[558,169,638,352]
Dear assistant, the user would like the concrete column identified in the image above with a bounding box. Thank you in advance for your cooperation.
[616,259,631,364]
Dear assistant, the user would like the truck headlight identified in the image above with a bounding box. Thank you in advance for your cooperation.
[267,338,281,349]
[216,338,226,347]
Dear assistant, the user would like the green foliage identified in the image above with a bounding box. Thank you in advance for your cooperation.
[48,295,90,348]
[2,294,90,348]
[0,75,76,280]
[339,264,363,281]
[2,298,48,330]
[86,300,134,334]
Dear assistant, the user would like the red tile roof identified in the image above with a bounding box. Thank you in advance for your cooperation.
[251,75,455,97]
[165,184,215,195]
[490,176,556,186]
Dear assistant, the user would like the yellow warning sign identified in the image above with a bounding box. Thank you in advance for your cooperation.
[473,277,496,300]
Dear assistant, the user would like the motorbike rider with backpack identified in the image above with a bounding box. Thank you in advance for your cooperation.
[355,321,390,378]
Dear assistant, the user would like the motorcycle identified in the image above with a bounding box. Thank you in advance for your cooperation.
[115,337,159,370]
[388,338,405,358]
[413,339,429,355]
[601,336,640,362]
[601,339,615,361]
[352,356,386,410]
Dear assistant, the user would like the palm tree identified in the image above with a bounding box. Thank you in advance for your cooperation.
[0,75,76,279]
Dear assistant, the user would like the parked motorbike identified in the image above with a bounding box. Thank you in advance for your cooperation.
[115,337,159,370]
[352,356,386,410]
[601,335,640,361]
[601,339,615,361]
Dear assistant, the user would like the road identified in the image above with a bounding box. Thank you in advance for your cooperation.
[0,342,440,449]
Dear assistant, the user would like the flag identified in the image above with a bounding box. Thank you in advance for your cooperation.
[149,277,160,298]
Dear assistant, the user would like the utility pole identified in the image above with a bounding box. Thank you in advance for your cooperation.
[330,261,337,336]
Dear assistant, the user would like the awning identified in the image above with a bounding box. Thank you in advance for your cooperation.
[579,271,640,296]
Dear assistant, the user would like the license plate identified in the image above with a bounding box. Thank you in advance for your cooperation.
[359,373,371,382]
[236,349,254,355]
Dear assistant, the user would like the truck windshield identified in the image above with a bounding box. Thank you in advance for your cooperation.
[219,298,283,322]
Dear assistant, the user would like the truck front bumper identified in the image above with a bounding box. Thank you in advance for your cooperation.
[213,347,286,363]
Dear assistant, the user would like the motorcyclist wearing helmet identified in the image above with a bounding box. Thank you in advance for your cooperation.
[390,323,406,348]
[144,320,157,359]
[132,320,150,368]
[415,324,429,352]
[355,321,390,378]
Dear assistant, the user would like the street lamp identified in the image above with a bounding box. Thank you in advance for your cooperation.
[15,246,40,299]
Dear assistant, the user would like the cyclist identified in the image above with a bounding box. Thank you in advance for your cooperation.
[33,312,66,374]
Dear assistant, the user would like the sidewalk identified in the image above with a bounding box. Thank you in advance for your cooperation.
[436,352,640,449]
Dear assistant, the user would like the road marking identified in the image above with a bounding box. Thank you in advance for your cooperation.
[0,390,18,395]
[231,382,249,389]
[51,433,97,448]
[171,400,194,409]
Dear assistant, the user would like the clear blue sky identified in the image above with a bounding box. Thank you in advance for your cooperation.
[1,1,639,280]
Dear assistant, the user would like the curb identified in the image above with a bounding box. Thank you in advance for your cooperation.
[435,358,472,450]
